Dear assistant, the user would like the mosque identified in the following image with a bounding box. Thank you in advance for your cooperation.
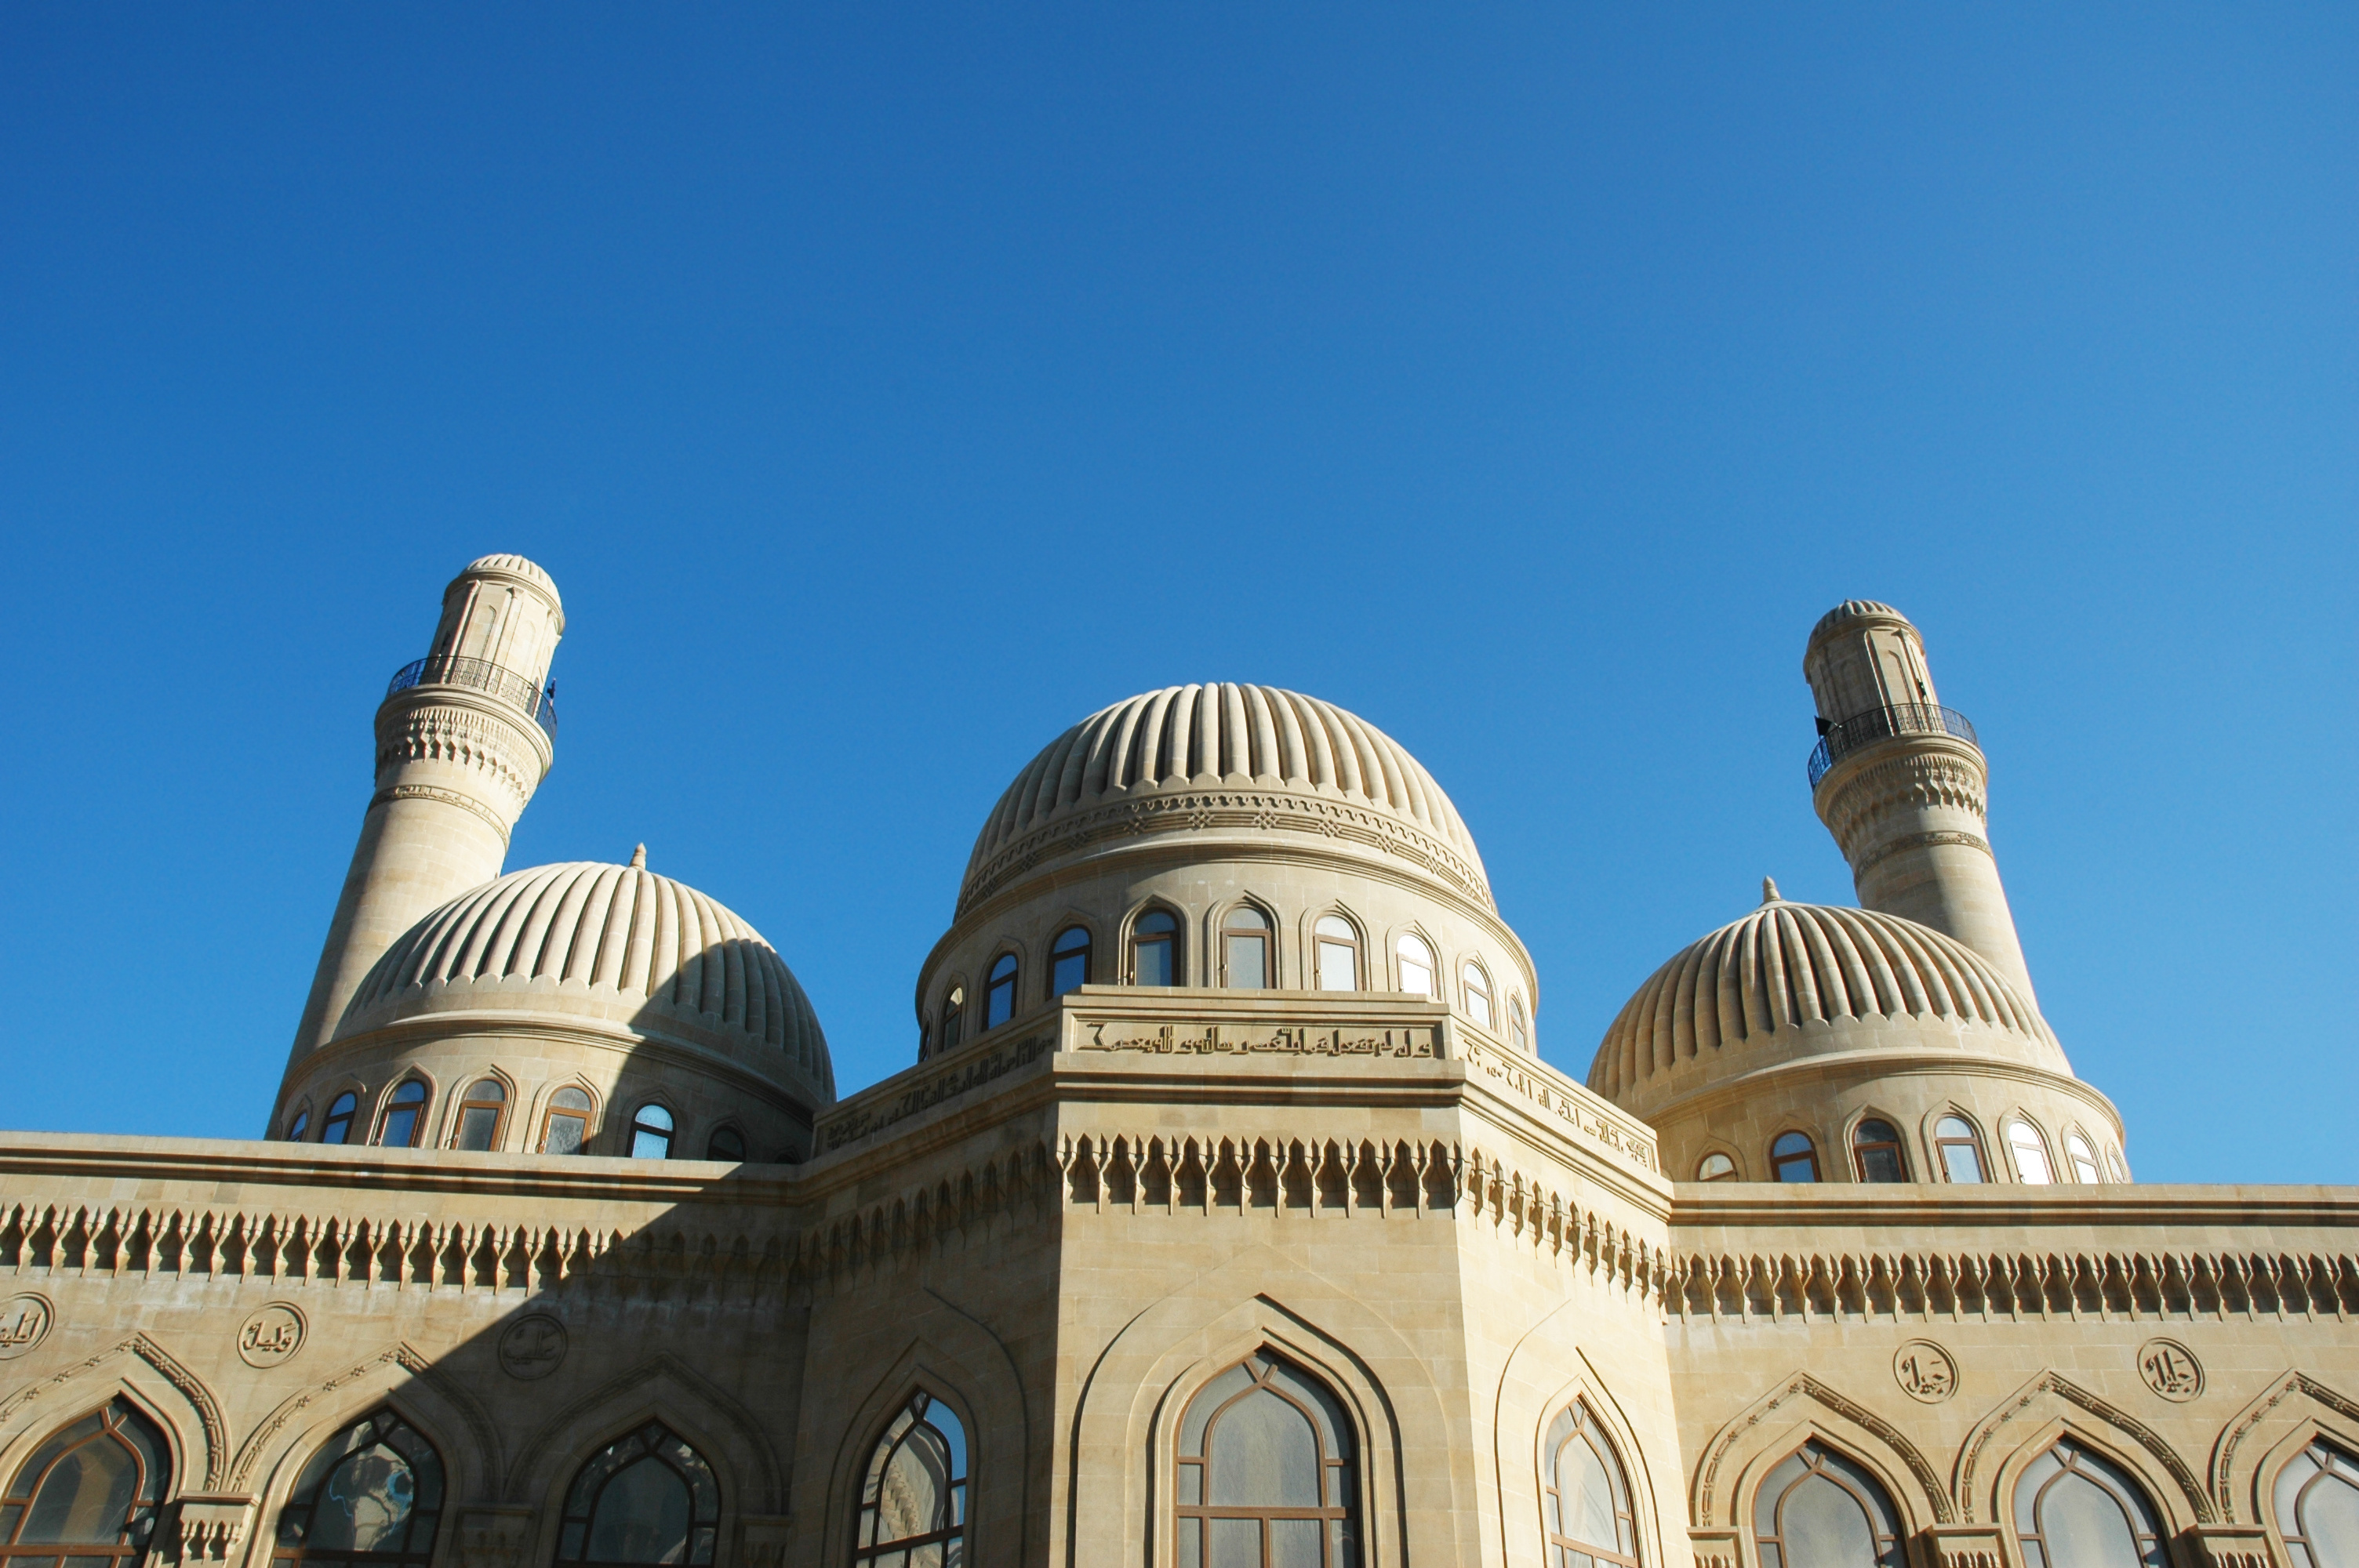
[0,553,2352,1568]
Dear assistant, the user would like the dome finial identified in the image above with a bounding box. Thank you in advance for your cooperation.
[1762,877,1782,904]
[630,844,646,869]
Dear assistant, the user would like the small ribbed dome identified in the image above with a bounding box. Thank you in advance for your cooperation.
[1589,899,2059,1102]
[464,554,561,605]
[961,684,1487,911]
[1810,599,1907,639]
[338,862,831,1098]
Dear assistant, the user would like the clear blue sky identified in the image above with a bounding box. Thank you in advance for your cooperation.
[3,6,2350,1182]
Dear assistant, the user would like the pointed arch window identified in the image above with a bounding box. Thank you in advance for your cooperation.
[852,1392,966,1568]
[984,954,1019,1029]
[704,1126,745,1162]
[939,987,965,1054]
[1770,1131,1819,1183]
[284,1105,311,1142]
[2007,1120,2055,1185]
[376,1081,429,1148]
[451,1080,507,1152]
[629,1105,674,1160]
[321,1092,358,1145]
[1697,1153,1739,1181]
[0,1398,171,1568]
[2012,1440,2165,1567]
[1508,996,1529,1054]
[2064,1131,2103,1185]
[1851,1120,1907,1182]
[1223,907,1270,989]
[1131,911,1177,986]
[540,1087,593,1155]
[2275,1439,2359,1568]
[271,1410,443,1568]
[554,1422,719,1568]
[1394,934,1434,998]
[1051,926,1092,999]
[1753,1441,1904,1568]
[1174,1349,1360,1568]
[1542,1402,1637,1566]
[1934,1116,1986,1183]
[1314,916,1361,993]
[1461,962,1493,1028]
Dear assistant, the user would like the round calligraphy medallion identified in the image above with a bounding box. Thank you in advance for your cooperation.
[0,1294,54,1360]
[498,1313,569,1381]
[1892,1339,1958,1403]
[236,1302,307,1368]
[2135,1338,2203,1402]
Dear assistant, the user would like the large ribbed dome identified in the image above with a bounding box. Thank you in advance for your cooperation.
[336,861,831,1098]
[1589,895,2061,1105]
[959,684,1488,913]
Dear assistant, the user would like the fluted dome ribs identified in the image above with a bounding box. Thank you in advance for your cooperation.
[964,684,1485,910]
[1590,902,2052,1099]
[341,862,831,1091]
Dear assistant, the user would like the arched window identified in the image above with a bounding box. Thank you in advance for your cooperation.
[852,1392,966,1568]
[1394,934,1434,998]
[1223,907,1270,989]
[1754,1442,1904,1567]
[0,1399,170,1568]
[1508,996,1529,1054]
[2065,1131,2103,1185]
[554,1422,718,1568]
[540,1087,593,1155]
[2274,1438,2359,1568]
[1698,1152,1739,1181]
[1314,916,1360,993]
[1770,1131,1819,1183]
[321,1092,359,1146]
[1131,911,1177,986]
[2106,1147,2129,1183]
[984,953,1019,1029]
[271,1409,443,1568]
[705,1127,745,1162]
[450,1080,507,1152]
[376,1081,429,1148]
[1175,1351,1358,1568]
[1935,1116,1986,1183]
[629,1105,674,1160]
[2012,1441,2165,1567]
[1541,1401,1637,1566]
[1050,926,1092,998]
[1462,962,1493,1028]
[940,987,965,1054]
[1851,1120,1907,1182]
[2007,1120,2055,1185]
[284,1105,311,1142]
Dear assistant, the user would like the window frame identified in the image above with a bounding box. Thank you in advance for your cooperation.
[0,1397,171,1568]
[269,1406,445,1568]
[1049,924,1092,1000]
[374,1078,432,1149]
[1932,1113,1988,1184]
[849,1390,968,1568]
[1172,1349,1360,1568]
[2274,1437,2359,1568]
[704,1125,746,1162]
[983,953,1020,1030]
[1461,960,1493,1028]
[629,1102,675,1160]
[1394,931,1436,999]
[1850,1116,1909,1183]
[552,1420,720,1568]
[1753,1440,1906,1568]
[2005,1118,2055,1185]
[937,984,966,1056]
[2063,1128,2103,1184]
[1769,1130,1820,1183]
[283,1102,312,1143]
[1539,1399,1638,1568]
[539,1085,597,1156]
[1221,904,1274,990]
[2011,1439,2166,1568]
[319,1091,359,1145]
[1314,914,1362,993]
[1697,1152,1740,1182]
[449,1076,509,1152]
[1507,995,1529,1054]
[1129,906,1180,987]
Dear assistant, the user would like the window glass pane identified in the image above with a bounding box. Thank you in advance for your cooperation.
[286,1112,310,1142]
[1225,935,1267,989]
[1779,1474,1878,1568]
[2037,1472,2145,1568]
[1463,965,1492,1026]
[1772,1132,1816,1181]
[986,960,1016,1028]
[1135,938,1174,987]
[585,1457,690,1565]
[1318,941,1358,991]
[1558,1436,1619,1549]
[544,1114,587,1156]
[1137,910,1176,935]
[454,1105,500,1152]
[2301,1463,2359,1563]
[1224,907,1267,931]
[1205,1519,1259,1568]
[1052,952,1089,997]
[1053,926,1090,953]
[877,1427,953,1542]
[2066,1134,2102,1183]
[380,1105,421,1148]
[1267,1519,1321,1568]
[631,1127,671,1160]
[1315,916,1354,939]
[1699,1154,1736,1181]
[636,1105,673,1131]
[551,1087,591,1111]
[1857,1146,1903,1181]
[706,1127,744,1162]
[467,1079,504,1102]
[2009,1123,2054,1184]
[20,1437,137,1542]
[1205,1391,1321,1508]
[1399,959,1432,997]
[1941,1142,1985,1183]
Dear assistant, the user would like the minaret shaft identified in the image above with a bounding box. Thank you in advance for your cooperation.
[286,558,563,1064]
[1805,603,2037,1005]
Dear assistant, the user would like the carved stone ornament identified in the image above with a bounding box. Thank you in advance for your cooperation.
[1894,1338,1960,1403]
[173,1496,256,1563]
[2136,1338,2204,1403]
[1921,1525,2008,1568]
[0,1293,53,1360]
[456,1507,535,1568]
[497,1313,568,1381]
[235,1303,306,1368]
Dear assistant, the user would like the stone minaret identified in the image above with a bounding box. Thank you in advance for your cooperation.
[286,554,565,1062]
[1804,600,2037,1005]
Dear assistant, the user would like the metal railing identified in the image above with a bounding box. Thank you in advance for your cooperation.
[387,655,558,740]
[1807,702,1975,786]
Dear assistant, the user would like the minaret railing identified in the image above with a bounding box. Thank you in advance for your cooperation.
[1807,702,1975,786]
[387,655,559,740]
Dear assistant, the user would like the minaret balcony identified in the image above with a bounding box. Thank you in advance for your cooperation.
[387,655,559,740]
[1807,702,1976,786]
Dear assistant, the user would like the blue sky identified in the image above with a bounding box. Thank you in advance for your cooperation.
[2,5,2350,1182]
